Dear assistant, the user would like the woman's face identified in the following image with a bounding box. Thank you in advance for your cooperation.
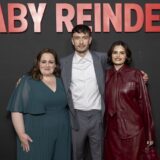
[111,45,127,66]
[39,53,56,76]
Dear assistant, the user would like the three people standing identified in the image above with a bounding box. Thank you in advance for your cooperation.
[7,24,156,160]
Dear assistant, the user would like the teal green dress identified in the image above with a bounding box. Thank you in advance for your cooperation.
[7,75,71,160]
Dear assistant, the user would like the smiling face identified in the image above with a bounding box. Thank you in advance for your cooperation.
[71,32,92,56]
[39,52,56,77]
[111,45,127,67]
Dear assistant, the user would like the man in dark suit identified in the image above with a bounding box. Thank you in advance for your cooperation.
[61,24,107,160]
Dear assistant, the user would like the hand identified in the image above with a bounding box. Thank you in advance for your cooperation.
[147,140,154,146]
[19,133,33,152]
[16,78,21,87]
[141,70,149,83]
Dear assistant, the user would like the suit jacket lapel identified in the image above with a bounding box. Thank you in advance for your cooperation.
[63,54,77,117]
[64,54,74,91]
[91,51,103,94]
[64,52,104,94]
[91,51,105,117]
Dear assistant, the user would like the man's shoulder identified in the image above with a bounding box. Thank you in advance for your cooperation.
[91,50,106,58]
[91,50,106,55]
[61,53,73,62]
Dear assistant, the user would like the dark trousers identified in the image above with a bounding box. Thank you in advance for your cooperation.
[72,110,103,160]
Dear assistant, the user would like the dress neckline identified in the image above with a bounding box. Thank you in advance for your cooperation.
[112,64,129,73]
[40,77,57,93]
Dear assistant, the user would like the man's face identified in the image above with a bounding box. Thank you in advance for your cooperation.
[72,32,92,56]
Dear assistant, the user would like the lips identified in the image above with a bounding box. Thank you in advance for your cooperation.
[78,45,85,48]
[44,68,51,70]
[114,58,122,61]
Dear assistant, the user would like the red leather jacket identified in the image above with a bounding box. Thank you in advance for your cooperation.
[105,65,154,140]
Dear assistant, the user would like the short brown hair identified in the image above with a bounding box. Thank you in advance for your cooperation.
[71,24,92,37]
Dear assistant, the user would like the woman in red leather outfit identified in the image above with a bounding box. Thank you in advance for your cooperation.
[104,41,155,160]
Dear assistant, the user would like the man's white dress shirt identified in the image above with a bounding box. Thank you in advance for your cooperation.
[70,51,101,111]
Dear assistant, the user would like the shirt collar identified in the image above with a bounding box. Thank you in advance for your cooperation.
[73,51,92,63]
[111,64,129,73]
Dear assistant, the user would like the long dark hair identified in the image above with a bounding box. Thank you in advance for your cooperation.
[28,48,61,80]
[107,41,132,65]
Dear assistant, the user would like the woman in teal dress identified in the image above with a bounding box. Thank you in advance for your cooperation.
[7,48,71,160]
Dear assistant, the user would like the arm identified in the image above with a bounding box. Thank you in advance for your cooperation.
[141,70,149,83]
[11,112,33,152]
[136,71,154,146]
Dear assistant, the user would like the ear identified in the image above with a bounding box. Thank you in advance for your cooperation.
[89,37,92,44]
[71,38,74,45]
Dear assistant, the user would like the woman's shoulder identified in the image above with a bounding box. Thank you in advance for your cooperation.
[125,66,144,79]
[56,77,65,88]
[21,74,31,80]
[56,77,63,83]
[16,74,35,86]
[19,74,32,82]
[127,67,142,74]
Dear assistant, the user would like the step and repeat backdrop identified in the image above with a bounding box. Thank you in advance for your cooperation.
[0,0,160,159]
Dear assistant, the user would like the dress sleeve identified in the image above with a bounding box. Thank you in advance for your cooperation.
[136,71,154,141]
[7,75,46,114]
[7,75,30,112]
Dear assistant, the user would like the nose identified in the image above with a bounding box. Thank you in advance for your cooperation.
[46,62,50,67]
[79,38,83,44]
[116,52,120,57]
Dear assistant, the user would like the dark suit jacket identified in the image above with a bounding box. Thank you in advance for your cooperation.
[60,51,108,130]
